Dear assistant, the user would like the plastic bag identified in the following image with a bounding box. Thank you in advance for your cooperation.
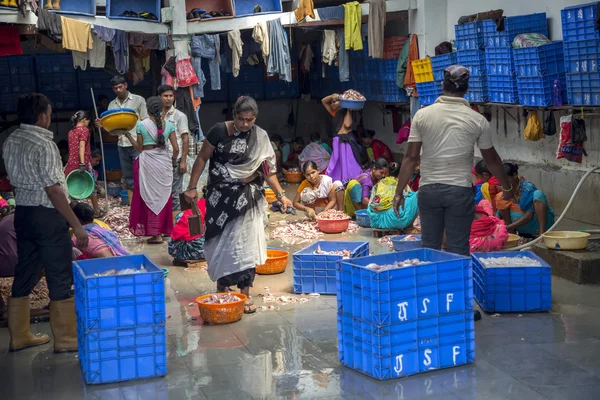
[557,115,584,164]
[543,111,556,136]
[369,176,397,211]
[572,117,587,143]
[176,57,199,87]
[396,120,411,144]
[524,112,544,141]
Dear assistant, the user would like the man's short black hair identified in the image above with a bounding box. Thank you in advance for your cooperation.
[158,85,175,96]
[98,94,109,102]
[271,134,283,143]
[17,93,51,125]
[110,76,127,86]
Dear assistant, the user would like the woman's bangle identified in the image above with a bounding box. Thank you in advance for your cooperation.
[186,186,197,191]
[394,195,403,200]
[501,185,513,192]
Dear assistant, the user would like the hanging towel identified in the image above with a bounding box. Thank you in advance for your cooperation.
[396,35,411,88]
[366,0,386,59]
[267,19,292,82]
[337,28,349,82]
[61,17,93,53]
[112,30,129,75]
[317,6,344,21]
[93,25,116,42]
[72,51,88,70]
[294,0,315,22]
[228,30,243,78]
[89,34,106,68]
[404,34,419,95]
[322,30,337,66]
[0,26,23,56]
[252,23,270,62]
[37,8,62,42]
[343,2,363,51]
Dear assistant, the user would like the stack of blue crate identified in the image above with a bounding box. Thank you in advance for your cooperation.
[455,20,487,103]
[73,255,167,384]
[416,52,458,106]
[0,55,34,113]
[562,2,600,105]
[472,251,552,313]
[514,41,567,106]
[293,241,369,295]
[36,54,79,110]
[336,249,475,380]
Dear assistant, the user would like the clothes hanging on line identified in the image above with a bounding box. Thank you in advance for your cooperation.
[322,30,337,66]
[93,26,115,42]
[343,2,363,51]
[316,6,344,21]
[0,26,23,57]
[267,19,292,82]
[89,34,106,68]
[112,30,129,75]
[294,0,315,22]
[61,16,93,52]
[337,28,349,82]
[37,8,62,42]
[228,29,243,78]
[252,23,270,62]
[300,44,314,73]
[366,0,386,59]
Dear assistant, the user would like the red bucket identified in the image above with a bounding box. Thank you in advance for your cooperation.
[317,218,351,234]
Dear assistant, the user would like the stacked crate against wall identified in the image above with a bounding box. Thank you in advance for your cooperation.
[336,249,475,380]
[417,53,457,106]
[562,3,600,105]
[73,255,167,384]
[455,21,488,103]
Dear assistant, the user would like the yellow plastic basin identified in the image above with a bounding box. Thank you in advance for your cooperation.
[101,111,138,133]
[542,231,590,251]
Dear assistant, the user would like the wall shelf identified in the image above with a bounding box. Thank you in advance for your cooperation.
[49,0,97,17]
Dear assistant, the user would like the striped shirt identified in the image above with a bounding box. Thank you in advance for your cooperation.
[3,124,68,208]
[108,92,148,147]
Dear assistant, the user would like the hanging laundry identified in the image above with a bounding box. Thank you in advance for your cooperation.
[396,35,411,88]
[72,51,88,70]
[343,2,363,51]
[93,26,115,42]
[112,30,129,75]
[0,26,23,56]
[37,8,62,42]
[267,19,292,82]
[294,0,315,23]
[337,28,349,82]
[191,34,221,93]
[60,16,93,52]
[89,34,106,68]
[159,34,170,50]
[322,30,337,66]
[131,47,151,84]
[300,44,314,73]
[404,34,419,95]
[228,29,243,78]
[128,33,160,49]
[366,0,386,59]
[316,6,344,21]
[252,23,269,62]
[174,40,199,87]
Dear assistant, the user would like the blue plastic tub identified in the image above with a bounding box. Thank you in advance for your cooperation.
[337,311,475,380]
[120,190,130,205]
[455,21,485,50]
[457,49,487,76]
[487,75,519,104]
[563,39,600,73]
[354,210,370,228]
[483,13,548,48]
[293,241,369,295]
[566,72,600,105]
[430,53,458,81]
[485,48,515,76]
[513,41,565,77]
[78,323,167,384]
[516,74,566,106]
[390,235,422,251]
[562,2,599,42]
[472,251,551,313]
[73,254,166,331]
[338,249,473,325]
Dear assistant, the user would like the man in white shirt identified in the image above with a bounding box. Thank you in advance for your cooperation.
[95,76,148,190]
[158,85,190,212]
[393,65,513,256]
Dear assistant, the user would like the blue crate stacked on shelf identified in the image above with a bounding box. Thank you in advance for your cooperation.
[73,254,167,384]
[456,49,488,103]
[513,41,566,107]
[0,55,34,113]
[418,52,458,106]
[336,249,475,380]
[472,251,552,313]
[36,54,79,110]
[482,13,549,104]
[562,3,600,105]
[415,81,443,106]
[228,64,266,100]
[293,241,369,295]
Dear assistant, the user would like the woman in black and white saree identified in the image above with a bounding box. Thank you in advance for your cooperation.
[184,96,292,314]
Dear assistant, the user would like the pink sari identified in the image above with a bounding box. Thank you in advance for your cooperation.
[469,200,508,253]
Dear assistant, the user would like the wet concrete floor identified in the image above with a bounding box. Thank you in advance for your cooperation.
[2,213,600,399]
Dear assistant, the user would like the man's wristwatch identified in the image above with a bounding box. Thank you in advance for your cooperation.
[276,191,286,200]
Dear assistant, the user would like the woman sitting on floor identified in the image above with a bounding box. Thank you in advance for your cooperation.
[293,161,344,220]
[473,160,502,211]
[495,163,555,237]
[344,158,389,217]
[470,200,509,252]
[168,198,207,263]
[298,135,331,174]
[72,203,129,258]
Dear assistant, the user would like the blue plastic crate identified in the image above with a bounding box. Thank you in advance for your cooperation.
[337,311,475,380]
[78,324,167,384]
[456,50,486,76]
[234,0,282,17]
[264,80,300,100]
[472,251,552,313]
[563,39,600,73]
[455,21,485,50]
[354,210,370,228]
[0,94,15,113]
[567,72,600,105]
[49,0,96,16]
[73,254,166,331]
[513,42,565,77]
[228,80,265,101]
[390,235,422,252]
[487,75,519,104]
[294,241,369,294]
[378,58,398,81]
[516,74,566,106]
[9,55,34,75]
[431,53,459,81]
[483,13,548,48]
[106,0,161,22]
[36,54,73,74]
[562,2,599,41]
[0,58,9,75]
[485,48,515,76]
[464,75,488,103]
[416,81,442,106]
[337,249,473,325]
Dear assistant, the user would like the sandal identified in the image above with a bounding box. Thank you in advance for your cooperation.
[146,237,163,244]
[244,297,257,314]
[139,11,158,20]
